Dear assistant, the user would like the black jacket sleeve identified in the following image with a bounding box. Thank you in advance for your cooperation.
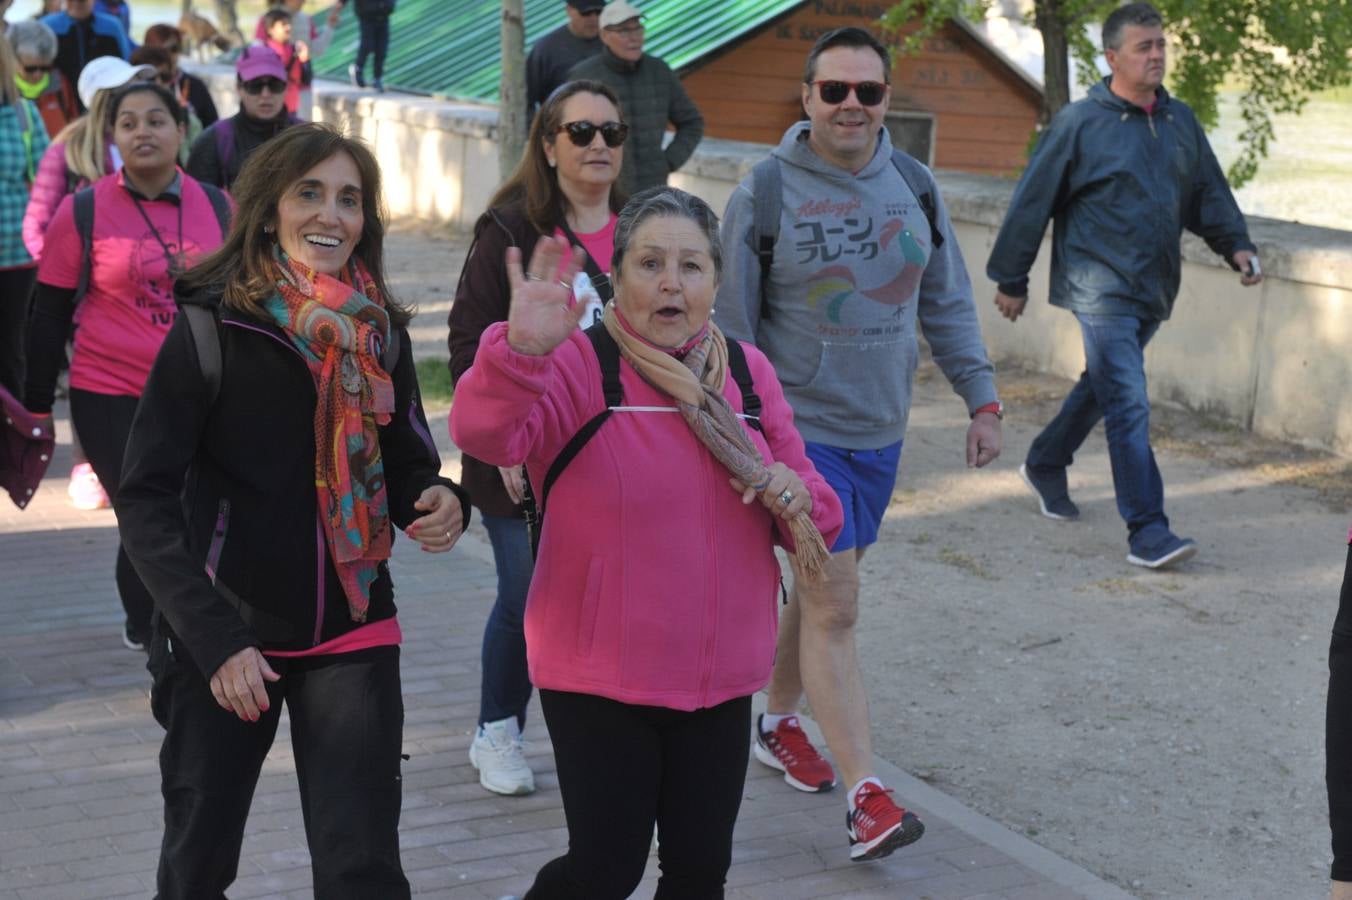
[185,122,224,189]
[116,311,259,681]
[187,75,219,128]
[23,283,78,414]
[378,326,471,531]
[448,212,518,386]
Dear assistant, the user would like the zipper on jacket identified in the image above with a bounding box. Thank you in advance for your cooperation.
[204,498,231,582]
[1146,109,1158,138]
[314,516,326,645]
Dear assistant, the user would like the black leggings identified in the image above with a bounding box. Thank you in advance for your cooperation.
[525,689,752,900]
[0,266,37,399]
[69,388,154,640]
[1328,543,1352,880]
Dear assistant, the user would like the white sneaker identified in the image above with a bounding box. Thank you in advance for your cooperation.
[469,717,536,796]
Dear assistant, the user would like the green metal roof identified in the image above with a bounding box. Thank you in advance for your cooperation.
[312,0,806,101]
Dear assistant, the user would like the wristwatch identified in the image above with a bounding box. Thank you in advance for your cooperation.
[972,401,1004,420]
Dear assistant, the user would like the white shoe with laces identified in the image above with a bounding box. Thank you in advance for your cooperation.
[469,716,536,796]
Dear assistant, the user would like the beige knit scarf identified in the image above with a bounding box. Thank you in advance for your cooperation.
[602,304,830,581]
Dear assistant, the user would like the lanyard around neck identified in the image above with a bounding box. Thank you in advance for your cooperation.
[128,190,187,278]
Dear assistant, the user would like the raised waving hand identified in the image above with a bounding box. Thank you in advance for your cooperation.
[505,235,589,356]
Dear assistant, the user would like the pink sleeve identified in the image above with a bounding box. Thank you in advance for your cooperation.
[254,16,268,38]
[36,195,81,290]
[22,141,72,261]
[448,322,599,475]
[744,344,845,553]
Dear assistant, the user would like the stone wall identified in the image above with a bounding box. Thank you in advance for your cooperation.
[195,68,1352,457]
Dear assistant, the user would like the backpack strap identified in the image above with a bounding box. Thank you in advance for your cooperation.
[890,149,944,251]
[15,100,36,183]
[213,118,235,178]
[749,156,782,321]
[723,338,763,433]
[73,186,96,305]
[198,181,232,238]
[181,304,222,407]
[523,321,623,556]
[381,326,402,374]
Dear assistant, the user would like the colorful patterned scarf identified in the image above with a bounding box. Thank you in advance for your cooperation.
[264,247,395,621]
[602,304,831,580]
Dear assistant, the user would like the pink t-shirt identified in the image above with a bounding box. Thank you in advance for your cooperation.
[37,170,230,398]
[554,213,615,329]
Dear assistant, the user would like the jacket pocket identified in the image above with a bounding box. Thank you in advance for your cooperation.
[797,340,911,434]
[575,556,605,658]
[204,498,230,582]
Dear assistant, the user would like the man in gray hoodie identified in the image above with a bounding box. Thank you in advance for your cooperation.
[715,26,1001,862]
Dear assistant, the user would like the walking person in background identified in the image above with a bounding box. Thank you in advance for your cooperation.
[93,0,131,43]
[8,20,79,138]
[452,186,842,899]
[21,55,151,513]
[130,46,199,162]
[259,9,310,116]
[143,24,218,129]
[716,26,1002,861]
[449,79,626,798]
[117,123,468,900]
[568,1,703,195]
[23,81,230,651]
[525,0,602,116]
[987,1,1260,570]
[254,0,342,119]
[186,45,300,190]
[0,37,49,400]
[40,0,130,112]
[348,0,394,92]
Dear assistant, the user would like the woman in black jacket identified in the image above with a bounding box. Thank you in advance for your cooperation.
[447,79,625,798]
[117,123,469,900]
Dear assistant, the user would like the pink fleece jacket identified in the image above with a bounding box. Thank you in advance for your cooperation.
[451,323,843,711]
[23,140,113,261]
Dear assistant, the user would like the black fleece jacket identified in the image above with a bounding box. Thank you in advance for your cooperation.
[117,288,469,681]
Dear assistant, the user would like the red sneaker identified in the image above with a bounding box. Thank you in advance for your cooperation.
[753,714,836,792]
[847,782,925,861]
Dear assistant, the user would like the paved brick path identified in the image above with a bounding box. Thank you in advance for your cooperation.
[0,404,1134,899]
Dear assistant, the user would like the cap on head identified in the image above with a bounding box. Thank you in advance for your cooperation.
[235,43,288,84]
[567,0,606,12]
[599,1,642,30]
[77,56,155,108]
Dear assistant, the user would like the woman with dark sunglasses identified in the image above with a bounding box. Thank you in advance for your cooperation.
[185,44,301,191]
[448,79,627,799]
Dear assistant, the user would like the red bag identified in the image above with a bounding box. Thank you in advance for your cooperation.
[0,384,55,510]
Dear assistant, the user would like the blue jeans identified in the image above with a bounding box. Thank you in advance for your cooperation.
[355,16,389,81]
[479,514,535,727]
[1025,312,1170,550]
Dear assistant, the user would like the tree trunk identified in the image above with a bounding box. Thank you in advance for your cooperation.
[498,0,528,182]
[1034,0,1071,126]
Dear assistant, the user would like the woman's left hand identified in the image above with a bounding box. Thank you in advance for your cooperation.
[730,462,812,520]
[406,485,464,553]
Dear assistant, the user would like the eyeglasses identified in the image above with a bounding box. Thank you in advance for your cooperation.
[605,22,644,36]
[241,77,287,95]
[811,80,888,106]
[20,63,53,76]
[557,120,629,148]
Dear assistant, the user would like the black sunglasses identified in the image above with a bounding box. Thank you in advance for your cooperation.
[21,63,53,74]
[241,77,287,95]
[557,120,629,148]
[811,80,887,106]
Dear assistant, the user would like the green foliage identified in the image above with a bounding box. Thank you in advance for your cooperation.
[882,0,1352,187]
[416,358,455,406]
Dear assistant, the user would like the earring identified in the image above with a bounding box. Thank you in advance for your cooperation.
[547,157,556,168]
[263,224,274,234]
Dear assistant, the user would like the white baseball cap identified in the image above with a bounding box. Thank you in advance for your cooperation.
[77,56,155,109]
[599,1,643,30]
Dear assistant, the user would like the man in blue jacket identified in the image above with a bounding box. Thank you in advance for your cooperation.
[41,0,131,112]
[987,1,1261,570]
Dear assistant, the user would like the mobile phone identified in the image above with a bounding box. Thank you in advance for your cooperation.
[1246,256,1261,278]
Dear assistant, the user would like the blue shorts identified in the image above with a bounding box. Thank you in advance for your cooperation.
[804,440,903,553]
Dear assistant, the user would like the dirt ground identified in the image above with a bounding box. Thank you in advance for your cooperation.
[389,219,1351,900]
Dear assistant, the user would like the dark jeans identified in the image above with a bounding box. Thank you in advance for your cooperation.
[355,15,390,81]
[69,388,155,640]
[1025,312,1169,550]
[525,689,751,900]
[1328,544,1352,880]
[150,641,409,900]
[479,514,534,727]
[0,265,36,398]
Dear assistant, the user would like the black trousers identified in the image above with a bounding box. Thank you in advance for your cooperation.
[149,641,409,900]
[1328,543,1352,880]
[355,16,389,80]
[525,689,752,900]
[69,388,154,640]
[0,266,36,398]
